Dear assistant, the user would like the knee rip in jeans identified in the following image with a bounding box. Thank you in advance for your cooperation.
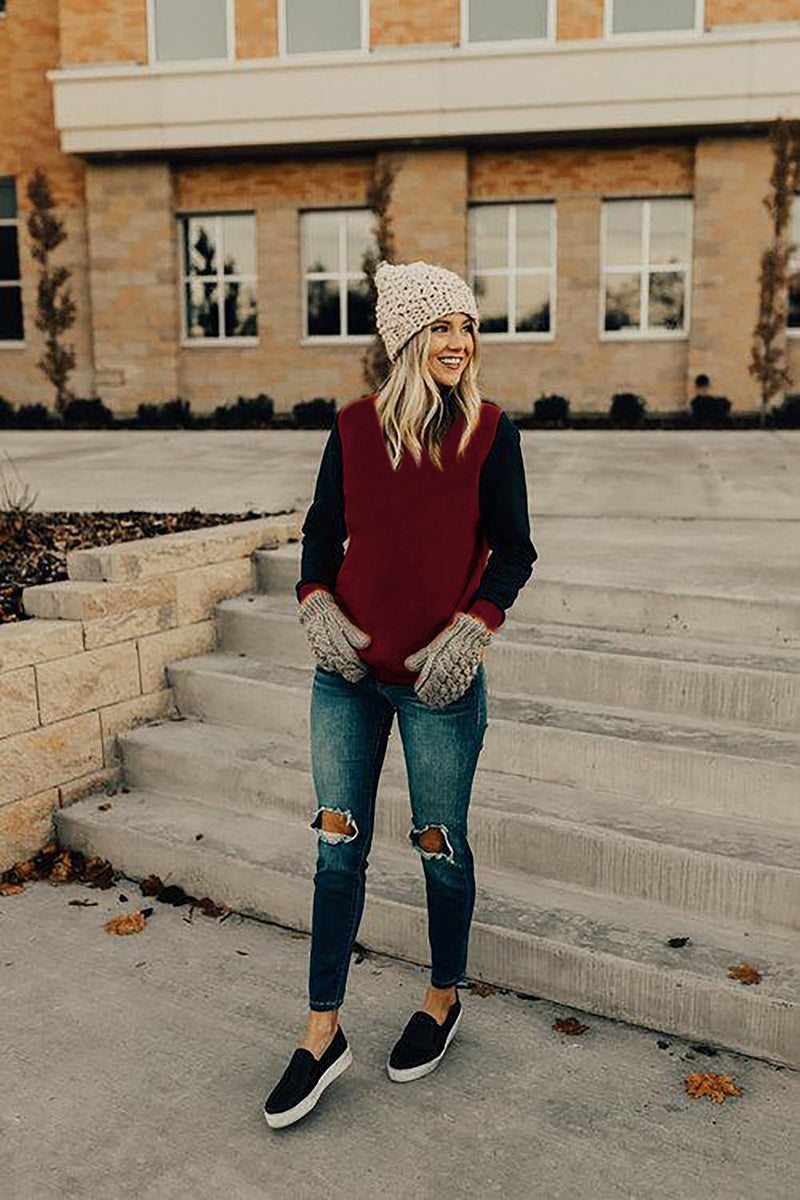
[409,823,455,863]
[310,806,358,844]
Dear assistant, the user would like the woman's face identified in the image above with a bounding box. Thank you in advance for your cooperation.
[426,312,475,388]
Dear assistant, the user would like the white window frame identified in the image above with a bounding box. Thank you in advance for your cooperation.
[788,192,800,339]
[604,0,704,41]
[468,201,557,342]
[300,208,375,344]
[278,0,370,62]
[460,0,557,50]
[599,196,693,342]
[177,211,259,347]
[0,177,24,349]
[146,0,236,68]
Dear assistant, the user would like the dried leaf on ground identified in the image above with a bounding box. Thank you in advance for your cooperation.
[104,910,147,935]
[553,1016,589,1035]
[0,881,25,896]
[728,962,762,985]
[68,898,99,908]
[467,980,495,997]
[684,1073,743,1103]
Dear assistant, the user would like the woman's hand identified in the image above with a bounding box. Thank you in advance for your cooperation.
[404,612,493,708]
[298,588,372,683]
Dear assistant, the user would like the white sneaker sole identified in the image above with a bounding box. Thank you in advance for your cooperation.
[264,1044,353,1129]
[386,1008,461,1083]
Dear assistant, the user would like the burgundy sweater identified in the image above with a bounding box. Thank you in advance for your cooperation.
[296,386,537,685]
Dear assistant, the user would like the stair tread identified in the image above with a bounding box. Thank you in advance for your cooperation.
[220,590,800,675]
[168,650,800,766]
[124,717,800,873]
[57,786,800,1004]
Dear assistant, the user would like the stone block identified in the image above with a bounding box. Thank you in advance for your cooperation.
[0,667,39,739]
[36,643,141,725]
[98,689,179,768]
[0,713,104,807]
[175,558,255,624]
[0,789,59,875]
[137,621,218,693]
[0,620,83,673]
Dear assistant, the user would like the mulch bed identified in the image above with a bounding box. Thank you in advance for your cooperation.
[1,507,294,625]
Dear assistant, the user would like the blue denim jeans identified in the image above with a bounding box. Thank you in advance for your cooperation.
[307,661,488,1011]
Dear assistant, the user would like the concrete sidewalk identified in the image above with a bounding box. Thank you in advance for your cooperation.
[1,876,798,1200]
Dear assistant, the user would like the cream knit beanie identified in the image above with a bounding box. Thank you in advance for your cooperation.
[374,259,480,362]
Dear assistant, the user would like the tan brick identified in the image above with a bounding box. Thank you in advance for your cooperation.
[0,666,39,738]
[137,621,218,693]
[98,689,179,768]
[0,788,59,874]
[0,712,104,807]
[36,643,140,725]
[175,557,255,624]
[83,602,179,651]
[0,620,83,673]
[22,576,177,621]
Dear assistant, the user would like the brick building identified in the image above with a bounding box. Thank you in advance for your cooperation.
[1,0,799,416]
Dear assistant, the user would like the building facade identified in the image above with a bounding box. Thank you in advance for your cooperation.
[1,0,799,416]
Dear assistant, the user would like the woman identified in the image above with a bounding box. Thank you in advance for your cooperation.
[264,259,537,1129]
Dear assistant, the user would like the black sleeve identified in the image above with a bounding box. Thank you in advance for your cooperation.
[294,412,348,603]
[469,412,537,624]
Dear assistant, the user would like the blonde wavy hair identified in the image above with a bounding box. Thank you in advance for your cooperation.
[373,317,484,472]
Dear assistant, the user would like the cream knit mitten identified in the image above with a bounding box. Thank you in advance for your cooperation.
[404,612,493,709]
[298,588,372,683]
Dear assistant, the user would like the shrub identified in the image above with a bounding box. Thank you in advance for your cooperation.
[293,397,337,429]
[690,394,732,427]
[136,397,195,428]
[0,397,15,428]
[62,396,115,429]
[213,393,275,428]
[533,394,570,425]
[15,403,55,429]
[771,393,800,428]
[609,392,647,427]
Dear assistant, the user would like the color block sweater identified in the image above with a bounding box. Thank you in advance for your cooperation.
[296,384,537,685]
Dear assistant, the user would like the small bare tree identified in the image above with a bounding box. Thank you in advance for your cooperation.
[749,119,800,426]
[360,155,399,394]
[26,166,77,416]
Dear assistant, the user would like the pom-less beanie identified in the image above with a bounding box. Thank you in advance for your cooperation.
[374,259,481,362]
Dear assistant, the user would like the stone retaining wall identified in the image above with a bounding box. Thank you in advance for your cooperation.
[0,514,301,872]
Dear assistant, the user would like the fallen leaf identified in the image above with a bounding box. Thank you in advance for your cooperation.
[553,1016,589,1035]
[68,898,98,908]
[684,1073,743,1103]
[104,910,147,935]
[467,980,495,998]
[728,962,762,985]
[0,882,24,896]
[192,897,228,918]
[235,949,249,956]
[667,936,691,947]
[97,802,112,811]
[140,874,165,896]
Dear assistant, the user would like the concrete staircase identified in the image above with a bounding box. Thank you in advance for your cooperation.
[55,545,800,1068]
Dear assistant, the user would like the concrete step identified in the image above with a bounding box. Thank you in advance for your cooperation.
[53,787,800,1070]
[217,591,800,733]
[119,716,800,933]
[255,545,800,650]
[166,652,800,825]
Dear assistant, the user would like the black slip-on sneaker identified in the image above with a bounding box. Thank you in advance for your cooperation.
[263,1026,352,1129]
[387,994,462,1082]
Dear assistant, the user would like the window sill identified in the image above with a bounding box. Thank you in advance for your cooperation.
[179,337,260,348]
[480,332,556,342]
[599,330,689,342]
[0,340,26,349]
[300,336,373,345]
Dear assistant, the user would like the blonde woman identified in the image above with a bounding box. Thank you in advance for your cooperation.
[264,260,537,1129]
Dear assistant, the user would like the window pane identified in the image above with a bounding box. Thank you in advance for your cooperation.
[605,201,642,267]
[612,0,697,34]
[516,274,550,333]
[517,205,551,269]
[221,215,256,276]
[285,0,362,53]
[605,273,640,331]
[224,281,258,336]
[469,0,548,41]
[307,280,340,335]
[472,274,508,333]
[787,271,800,330]
[345,209,374,274]
[303,212,339,275]
[0,226,20,280]
[347,278,371,334]
[650,199,689,266]
[0,286,24,340]
[153,0,228,62]
[185,280,219,337]
[0,177,16,219]
[470,206,508,272]
[184,218,217,276]
[648,271,685,330]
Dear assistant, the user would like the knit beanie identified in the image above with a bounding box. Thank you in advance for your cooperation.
[374,259,480,362]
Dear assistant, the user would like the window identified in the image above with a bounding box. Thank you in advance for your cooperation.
[464,0,552,44]
[280,0,366,56]
[179,213,258,342]
[301,209,376,338]
[0,178,23,344]
[601,197,692,337]
[468,203,556,337]
[149,0,233,63]
[606,0,702,36]
[789,194,800,334]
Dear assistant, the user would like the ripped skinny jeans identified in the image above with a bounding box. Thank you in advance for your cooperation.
[307,662,488,1011]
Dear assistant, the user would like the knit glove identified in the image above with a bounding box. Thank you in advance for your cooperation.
[298,588,372,683]
[403,612,493,709]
